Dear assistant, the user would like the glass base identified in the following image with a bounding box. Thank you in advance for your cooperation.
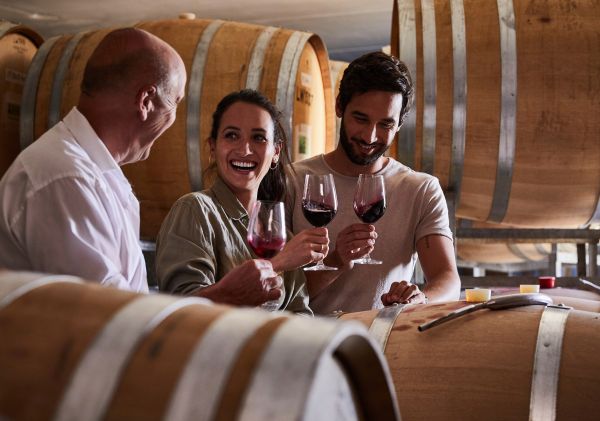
[260,298,283,312]
[304,263,338,271]
[352,256,382,265]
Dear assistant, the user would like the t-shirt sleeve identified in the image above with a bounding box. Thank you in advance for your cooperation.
[155,196,217,295]
[414,177,453,246]
[20,177,133,290]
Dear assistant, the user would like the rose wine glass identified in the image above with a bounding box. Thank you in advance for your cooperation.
[247,200,286,310]
[353,174,386,264]
[302,173,338,271]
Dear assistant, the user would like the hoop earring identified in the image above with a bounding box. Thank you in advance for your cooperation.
[270,161,279,170]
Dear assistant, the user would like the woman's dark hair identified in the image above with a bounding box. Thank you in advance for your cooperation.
[338,51,414,125]
[207,89,291,202]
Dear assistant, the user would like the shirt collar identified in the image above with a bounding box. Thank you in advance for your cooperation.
[63,107,121,173]
[210,176,248,221]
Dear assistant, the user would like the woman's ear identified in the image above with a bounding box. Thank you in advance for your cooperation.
[273,142,282,163]
[137,84,158,121]
[209,138,216,161]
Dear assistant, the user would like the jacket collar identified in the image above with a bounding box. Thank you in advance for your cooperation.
[210,176,248,221]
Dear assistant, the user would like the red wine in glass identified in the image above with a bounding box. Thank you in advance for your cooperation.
[248,236,286,259]
[302,202,337,227]
[247,200,286,310]
[354,199,386,224]
[302,173,338,271]
[353,174,386,264]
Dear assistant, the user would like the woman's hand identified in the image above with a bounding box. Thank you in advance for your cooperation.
[197,259,282,306]
[271,227,329,272]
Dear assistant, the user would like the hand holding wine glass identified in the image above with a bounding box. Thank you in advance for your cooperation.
[302,173,338,271]
[353,174,386,264]
[247,200,286,310]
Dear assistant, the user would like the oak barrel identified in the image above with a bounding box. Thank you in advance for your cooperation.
[464,287,600,312]
[19,18,335,240]
[546,294,600,312]
[457,242,551,264]
[488,287,600,311]
[0,21,42,178]
[329,59,348,145]
[342,300,600,420]
[390,0,600,227]
[457,220,551,264]
[0,270,399,421]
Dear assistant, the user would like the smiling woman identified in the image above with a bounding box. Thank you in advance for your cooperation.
[155,89,330,313]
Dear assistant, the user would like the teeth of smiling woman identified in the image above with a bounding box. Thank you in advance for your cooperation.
[231,160,257,169]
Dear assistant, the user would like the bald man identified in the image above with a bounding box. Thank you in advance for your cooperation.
[0,28,185,291]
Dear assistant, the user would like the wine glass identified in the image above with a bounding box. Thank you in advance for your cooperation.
[302,173,338,271]
[247,200,286,311]
[353,174,386,264]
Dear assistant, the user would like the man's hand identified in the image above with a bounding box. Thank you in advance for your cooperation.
[381,280,428,306]
[325,224,377,270]
[271,227,329,272]
[202,259,282,307]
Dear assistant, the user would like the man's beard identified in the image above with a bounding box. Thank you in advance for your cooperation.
[338,117,391,166]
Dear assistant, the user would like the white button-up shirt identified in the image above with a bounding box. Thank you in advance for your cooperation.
[0,107,148,292]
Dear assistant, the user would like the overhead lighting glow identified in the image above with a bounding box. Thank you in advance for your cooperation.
[28,12,59,21]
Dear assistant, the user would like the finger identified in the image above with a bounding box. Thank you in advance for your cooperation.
[342,230,378,242]
[345,239,375,252]
[348,245,374,258]
[311,227,328,236]
[385,283,409,300]
[310,250,326,261]
[266,275,283,289]
[399,285,418,302]
[312,243,326,253]
[347,223,377,232]
[299,234,327,245]
[385,282,401,297]
[381,292,400,306]
[381,293,390,306]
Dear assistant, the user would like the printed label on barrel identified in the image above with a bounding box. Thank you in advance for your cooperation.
[5,102,20,120]
[296,86,313,106]
[295,123,311,161]
[300,72,312,88]
[5,68,26,85]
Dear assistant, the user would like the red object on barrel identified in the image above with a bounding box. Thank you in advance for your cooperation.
[539,276,556,289]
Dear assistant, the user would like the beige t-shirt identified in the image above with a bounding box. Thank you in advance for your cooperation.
[288,155,452,314]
